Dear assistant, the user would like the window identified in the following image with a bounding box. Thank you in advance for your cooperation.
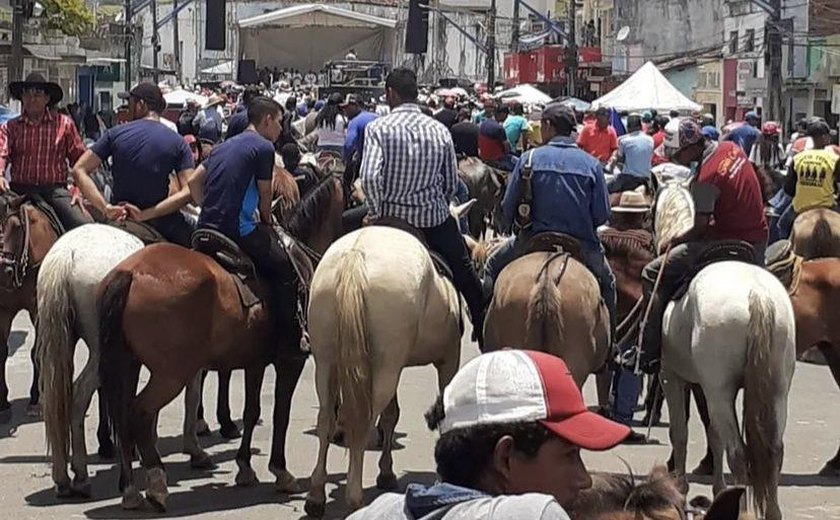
[729,30,739,54]
[745,28,755,52]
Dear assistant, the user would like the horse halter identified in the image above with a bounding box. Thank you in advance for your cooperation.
[0,205,33,290]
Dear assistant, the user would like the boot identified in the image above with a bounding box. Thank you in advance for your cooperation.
[274,282,308,362]
[637,290,666,374]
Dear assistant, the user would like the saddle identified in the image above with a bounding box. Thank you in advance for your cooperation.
[671,240,756,301]
[766,239,802,294]
[109,220,167,246]
[22,194,64,236]
[191,228,261,308]
[364,217,454,281]
[524,232,584,263]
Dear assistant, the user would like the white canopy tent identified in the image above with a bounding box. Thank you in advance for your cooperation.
[163,89,208,106]
[591,61,702,112]
[238,4,396,72]
[495,84,552,105]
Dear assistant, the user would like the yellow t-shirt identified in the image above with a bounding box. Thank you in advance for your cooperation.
[793,149,839,213]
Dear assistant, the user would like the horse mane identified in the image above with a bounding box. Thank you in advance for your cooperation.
[286,174,338,241]
[572,465,685,520]
[655,181,694,250]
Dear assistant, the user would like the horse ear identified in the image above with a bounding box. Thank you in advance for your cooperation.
[450,198,477,219]
[701,486,746,520]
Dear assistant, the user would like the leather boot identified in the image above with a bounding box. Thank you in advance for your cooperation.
[638,290,665,374]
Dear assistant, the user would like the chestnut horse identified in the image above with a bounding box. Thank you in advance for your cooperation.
[98,176,344,511]
[790,208,840,259]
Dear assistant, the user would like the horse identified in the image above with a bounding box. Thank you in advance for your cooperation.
[304,225,466,517]
[766,243,840,477]
[0,194,64,417]
[790,207,840,259]
[98,176,344,511]
[36,224,145,497]
[652,179,795,520]
[457,157,505,238]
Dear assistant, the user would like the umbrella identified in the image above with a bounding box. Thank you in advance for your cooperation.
[553,96,591,112]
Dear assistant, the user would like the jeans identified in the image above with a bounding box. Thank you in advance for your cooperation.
[235,223,301,355]
[148,213,195,248]
[611,360,642,425]
[11,183,91,230]
[607,174,648,194]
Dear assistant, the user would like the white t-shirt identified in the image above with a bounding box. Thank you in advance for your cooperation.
[159,117,178,133]
[316,114,348,148]
[346,492,571,520]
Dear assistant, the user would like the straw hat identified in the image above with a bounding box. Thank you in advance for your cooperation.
[611,190,650,213]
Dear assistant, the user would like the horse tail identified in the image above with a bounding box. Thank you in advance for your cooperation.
[98,270,135,451]
[743,290,782,518]
[810,214,834,259]
[36,249,76,463]
[524,258,564,350]
[334,249,372,446]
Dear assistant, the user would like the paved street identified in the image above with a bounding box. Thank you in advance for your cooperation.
[0,312,838,519]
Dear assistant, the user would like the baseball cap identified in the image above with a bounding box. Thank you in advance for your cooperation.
[806,118,831,138]
[341,93,361,106]
[663,117,703,150]
[541,102,577,129]
[118,83,166,112]
[745,110,759,121]
[439,350,630,450]
[761,121,780,136]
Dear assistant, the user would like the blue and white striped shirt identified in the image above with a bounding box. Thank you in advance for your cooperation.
[360,104,458,228]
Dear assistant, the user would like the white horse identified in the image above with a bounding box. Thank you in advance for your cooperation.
[36,224,145,496]
[304,225,466,517]
[654,180,795,520]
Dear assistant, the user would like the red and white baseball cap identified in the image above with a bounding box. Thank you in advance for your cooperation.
[439,350,630,450]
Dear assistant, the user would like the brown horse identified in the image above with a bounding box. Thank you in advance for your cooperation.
[97,176,344,511]
[790,208,840,259]
[457,157,505,238]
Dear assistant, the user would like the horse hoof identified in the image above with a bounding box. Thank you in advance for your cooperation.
[273,470,301,494]
[818,462,840,478]
[26,403,41,418]
[196,418,211,437]
[146,491,167,513]
[376,473,398,491]
[304,497,326,518]
[190,452,216,470]
[98,441,115,460]
[145,468,168,512]
[71,478,92,498]
[219,422,242,439]
[55,481,73,499]
[235,467,258,487]
[121,486,143,510]
[691,457,714,476]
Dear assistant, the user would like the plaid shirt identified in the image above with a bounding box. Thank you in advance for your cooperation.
[360,104,458,228]
[0,110,85,186]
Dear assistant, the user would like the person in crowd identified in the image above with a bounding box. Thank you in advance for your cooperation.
[778,119,840,238]
[178,100,199,136]
[345,48,358,60]
[577,106,618,164]
[451,108,480,157]
[227,86,262,139]
[280,142,318,198]
[342,94,378,189]
[626,119,767,374]
[276,95,299,148]
[347,349,630,519]
[484,103,616,343]
[479,103,514,170]
[83,104,101,140]
[749,121,785,176]
[668,109,680,119]
[702,125,720,141]
[0,73,90,229]
[193,95,225,142]
[641,111,653,133]
[504,102,531,154]
[360,67,486,346]
[305,98,324,135]
[606,113,654,193]
[189,96,305,360]
[700,113,716,129]
[786,117,809,157]
[72,83,196,246]
[724,110,761,156]
[434,95,458,129]
[314,92,348,155]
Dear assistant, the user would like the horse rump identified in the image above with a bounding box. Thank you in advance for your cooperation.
[523,256,565,350]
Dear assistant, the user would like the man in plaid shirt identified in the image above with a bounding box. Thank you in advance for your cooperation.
[360,68,486,345]
[0,73,90,229]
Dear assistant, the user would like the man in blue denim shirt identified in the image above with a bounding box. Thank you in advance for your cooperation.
[484,103,617,339]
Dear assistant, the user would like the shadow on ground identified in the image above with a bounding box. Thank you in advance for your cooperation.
[687,472,840,487]
[0,397,42,439]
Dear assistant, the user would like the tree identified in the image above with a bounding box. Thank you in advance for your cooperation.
[39,0,94,37]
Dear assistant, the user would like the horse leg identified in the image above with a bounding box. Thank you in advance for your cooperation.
[305,358,338,519]
[642,374,664,426]
[660,370,689,494]
[268,359,306,493]
[195,369,210,437]
[818,343,840,477]
[376,397,400,491]
[690,384,714,476]
[96,389,114,459]
[596,370,612,412]
[67,354,100,497]
[234,365,265,487]
[28,332,41,412]
[182,372,214,469]
[704,386,743,496]
[217,369,240,439]
[130,375,185,512]
[0,310,14,416]
[118,362,142,510]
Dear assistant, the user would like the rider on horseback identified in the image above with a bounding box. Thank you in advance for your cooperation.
[0,73,90,229]
[72,83,197,246]
[483,103,617,342]
[189,96,305,360]
[629,118,768,374]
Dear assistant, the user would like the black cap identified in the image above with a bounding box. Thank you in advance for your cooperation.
[595,106,610,117]
[341,93,361,106]
[118,83,166,112]
[328,92,344,105]
[806,118,831,138]
[541,102,577,130]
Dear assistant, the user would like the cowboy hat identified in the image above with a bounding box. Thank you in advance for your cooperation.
[9,72,63,105]
[204,94,224,108]
[611,190,651,213]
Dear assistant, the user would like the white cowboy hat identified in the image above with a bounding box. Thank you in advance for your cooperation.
[611,190,650,213]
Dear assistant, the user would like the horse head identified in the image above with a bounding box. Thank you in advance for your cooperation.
[286,174,345,258]
[653,178,695,253]
[0,196,30,290]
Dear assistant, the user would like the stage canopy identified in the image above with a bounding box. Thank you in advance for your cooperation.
[592,61,702,112]
[238,4,396,72]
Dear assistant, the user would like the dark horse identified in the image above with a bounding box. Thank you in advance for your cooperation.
[98,176,344,511]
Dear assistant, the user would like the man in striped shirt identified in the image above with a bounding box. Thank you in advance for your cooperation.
[360,68,486,345]
[0,73,89,229]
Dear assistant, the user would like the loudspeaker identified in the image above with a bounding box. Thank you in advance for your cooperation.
[205,0,226,51]
[237,60,257,84]
[405,0,429,55]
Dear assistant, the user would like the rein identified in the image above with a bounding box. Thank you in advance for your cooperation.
[536,250,572,285]
[0,204,35,289]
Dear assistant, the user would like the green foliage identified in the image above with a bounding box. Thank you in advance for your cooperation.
[39,0,94,37]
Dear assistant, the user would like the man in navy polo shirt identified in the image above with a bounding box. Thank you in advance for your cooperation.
[72,82,196,246]
[189,96,304,360]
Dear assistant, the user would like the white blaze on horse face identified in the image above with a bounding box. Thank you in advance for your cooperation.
[655,180,695,251]
[450,198,477,221]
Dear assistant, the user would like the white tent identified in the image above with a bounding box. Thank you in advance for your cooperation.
[495,84,552,105]
[238,4,396,72]
[163,89,208,106]
[591,61,702,112]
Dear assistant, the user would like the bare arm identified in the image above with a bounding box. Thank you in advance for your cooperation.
[71,150,108,213]
[188,164,207,205]
[257,178,273,225]
[128,168,195,221]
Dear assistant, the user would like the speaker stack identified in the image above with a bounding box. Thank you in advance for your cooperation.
[405,0,430,54]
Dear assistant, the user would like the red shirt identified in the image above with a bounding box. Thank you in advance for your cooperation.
[696,141,767,243]
[652,130,666,149]
[577,124,618,163]
[0,110,85,186]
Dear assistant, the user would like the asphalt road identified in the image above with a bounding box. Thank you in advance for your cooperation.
[0,312,838,519]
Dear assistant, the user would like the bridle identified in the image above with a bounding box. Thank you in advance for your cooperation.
[0,204,35,290]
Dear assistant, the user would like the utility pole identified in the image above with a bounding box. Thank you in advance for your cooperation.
[10,0,26,85]
[565,0,577,96]
[173,0,181,83]
[124,0,132,91]
[511,0,519,52]
[486,0,496,89]
[151,0,159,83]
[766,0,783,123]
